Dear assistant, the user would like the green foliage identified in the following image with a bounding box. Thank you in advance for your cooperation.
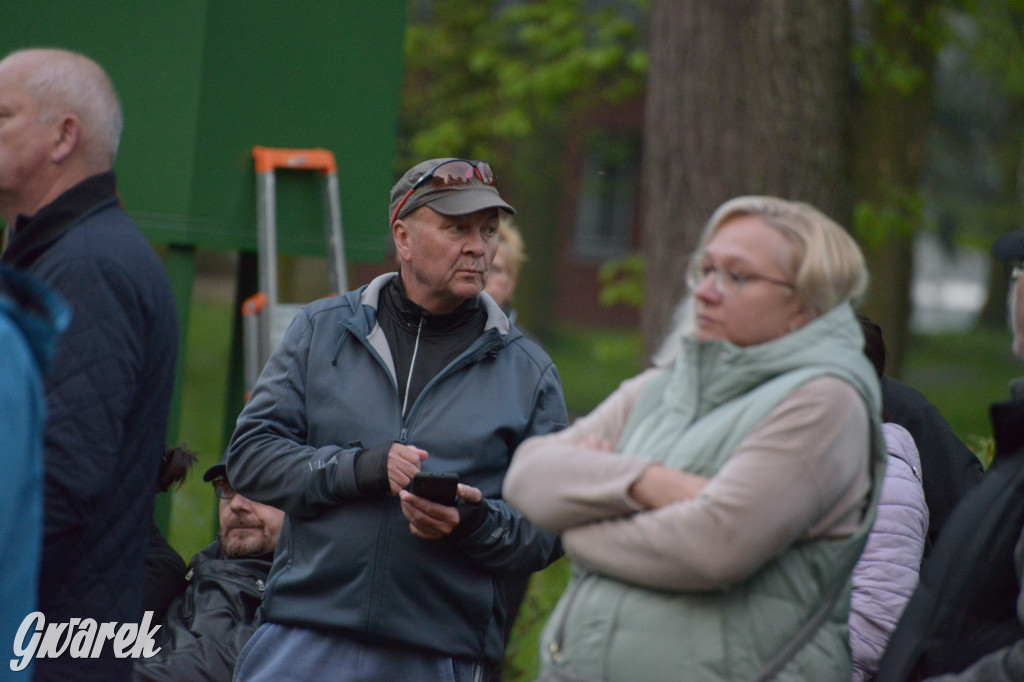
[851,0,958,95]
[902,324,1022,452]
[545,323,642,417]
[956,0,1024,95]
[398,0,649,168]
[965,434,996,469]
[598,252,645,309]
[852,188,926,251]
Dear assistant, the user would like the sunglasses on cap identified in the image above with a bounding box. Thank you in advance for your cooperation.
[390,159,496,226]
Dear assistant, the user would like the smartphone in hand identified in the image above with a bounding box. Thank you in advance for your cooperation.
[410,472,459,505]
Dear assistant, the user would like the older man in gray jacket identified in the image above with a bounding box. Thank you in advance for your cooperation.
[226,158,567,681]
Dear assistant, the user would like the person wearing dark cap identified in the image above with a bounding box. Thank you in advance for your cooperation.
[133,462,284,682]
[226,159,568,681]
[994,230,1024,361]
[875,231,1024,681]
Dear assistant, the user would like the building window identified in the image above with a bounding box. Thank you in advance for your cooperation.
[572,131,640,262]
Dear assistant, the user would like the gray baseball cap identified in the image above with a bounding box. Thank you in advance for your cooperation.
[389,158,515,225]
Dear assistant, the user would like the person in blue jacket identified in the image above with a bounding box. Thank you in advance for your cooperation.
[0,266,67,682]
[0,48,178,682]
[227,158,568,682]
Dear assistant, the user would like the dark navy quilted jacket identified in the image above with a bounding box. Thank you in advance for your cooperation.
[2,172,178,681]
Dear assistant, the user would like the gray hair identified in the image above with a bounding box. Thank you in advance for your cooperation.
[14,48,123,166]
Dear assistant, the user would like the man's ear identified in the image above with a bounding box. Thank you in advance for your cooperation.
[51,114,79,163]
[393,219,413,263]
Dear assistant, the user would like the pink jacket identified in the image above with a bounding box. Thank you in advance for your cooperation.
[850,422,930,682]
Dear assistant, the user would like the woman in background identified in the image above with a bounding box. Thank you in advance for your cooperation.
[485,216,525,315]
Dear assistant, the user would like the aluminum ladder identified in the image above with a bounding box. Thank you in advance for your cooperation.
[242,146,347,395]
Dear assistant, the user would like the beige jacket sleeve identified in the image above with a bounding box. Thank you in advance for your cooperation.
[561,376,871,592]
[503,368,660,533]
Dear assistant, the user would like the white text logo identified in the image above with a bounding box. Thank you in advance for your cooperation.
[10,611,161,671]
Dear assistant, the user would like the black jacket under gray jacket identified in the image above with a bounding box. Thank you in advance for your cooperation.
[133,540,272,682]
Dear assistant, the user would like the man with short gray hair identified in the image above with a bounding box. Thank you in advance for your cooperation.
[0,48,178,681]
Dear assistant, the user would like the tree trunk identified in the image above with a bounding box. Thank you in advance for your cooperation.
[851,0,937,378]
[640,0,851,361]
[503,122,567,343]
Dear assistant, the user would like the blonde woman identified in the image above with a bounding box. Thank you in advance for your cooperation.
[504,196,886,682]
[485,215,526,311]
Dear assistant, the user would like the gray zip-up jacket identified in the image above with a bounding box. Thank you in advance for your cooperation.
[225,273,567,665]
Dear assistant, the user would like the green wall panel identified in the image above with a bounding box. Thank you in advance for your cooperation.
[2,1,406,262]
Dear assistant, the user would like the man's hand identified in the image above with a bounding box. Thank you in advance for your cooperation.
[399,484,483,540]
[387,444,429,495]
[629,464,708,509]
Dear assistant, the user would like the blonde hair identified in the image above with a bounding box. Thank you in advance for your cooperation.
[653,196,867,365]
[496,215,526,281]
[698,195,868,315]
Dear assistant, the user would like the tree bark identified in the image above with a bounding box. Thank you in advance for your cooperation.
[640,0,851,360]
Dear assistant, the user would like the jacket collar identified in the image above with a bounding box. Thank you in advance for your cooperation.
[3,172,119,269]
[381,274,483,334]
[357,272,512,338]
[670,302,881,418]
[991,397,1024,459]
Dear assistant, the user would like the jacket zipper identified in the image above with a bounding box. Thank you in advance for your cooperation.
[369,315,424,628]
[399,328,502,432]
[401,315,425,419]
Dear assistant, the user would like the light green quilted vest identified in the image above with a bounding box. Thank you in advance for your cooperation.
[539,304,886,682]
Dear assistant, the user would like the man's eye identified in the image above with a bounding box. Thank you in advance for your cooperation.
[483,225,498,237]
[727,271,749,285]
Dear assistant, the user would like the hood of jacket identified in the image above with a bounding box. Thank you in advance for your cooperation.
[676,301,881,420]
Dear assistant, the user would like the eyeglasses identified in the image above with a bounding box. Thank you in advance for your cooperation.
[390,159,496,225]
[686,260,795,297]
[212,479,236,501]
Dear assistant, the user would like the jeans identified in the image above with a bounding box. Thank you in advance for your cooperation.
[234,622,490,682]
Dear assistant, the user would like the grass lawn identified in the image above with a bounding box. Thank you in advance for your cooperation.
[901,324,1020,465]
[163,282,1021,680]
[163,283,234,560]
